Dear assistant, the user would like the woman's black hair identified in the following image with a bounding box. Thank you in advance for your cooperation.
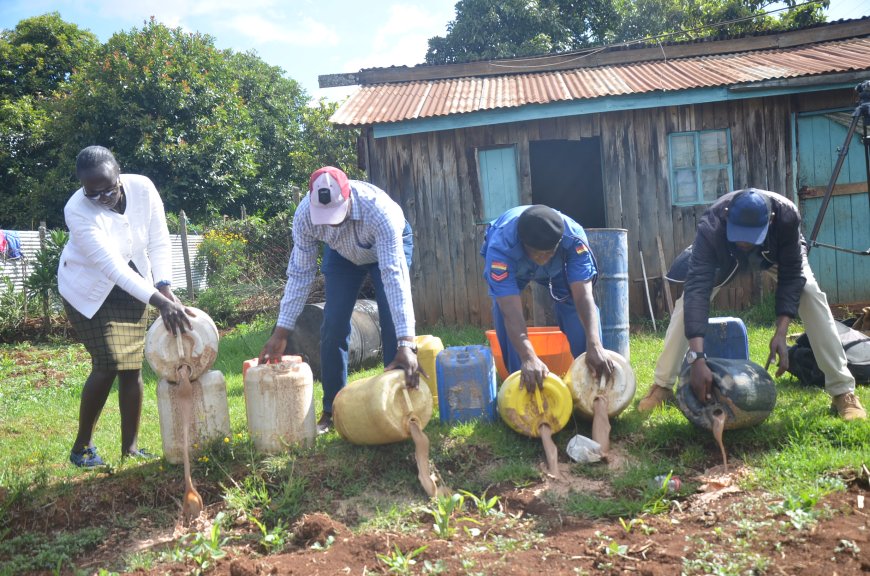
[75,145,120,179]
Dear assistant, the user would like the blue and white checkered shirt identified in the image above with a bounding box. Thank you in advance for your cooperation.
[277,180,415,338]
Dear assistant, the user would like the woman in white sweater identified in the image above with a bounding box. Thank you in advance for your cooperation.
[59,145,192,467]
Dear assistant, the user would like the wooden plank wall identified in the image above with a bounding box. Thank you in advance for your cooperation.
[364,89,856,328]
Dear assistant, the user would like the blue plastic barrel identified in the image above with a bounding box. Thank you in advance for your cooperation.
[585,229,630,360]
[704,317,749,360]
[436,345,497,424]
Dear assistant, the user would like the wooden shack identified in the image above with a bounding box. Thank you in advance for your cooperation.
[324,19,870,328]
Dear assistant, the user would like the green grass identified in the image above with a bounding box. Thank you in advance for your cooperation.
[1,308,869,573]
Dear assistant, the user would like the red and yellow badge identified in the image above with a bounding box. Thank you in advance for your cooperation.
[490,261,508,282]
[575,244,588,255]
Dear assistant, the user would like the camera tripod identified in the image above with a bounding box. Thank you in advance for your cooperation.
[806,79,870,257]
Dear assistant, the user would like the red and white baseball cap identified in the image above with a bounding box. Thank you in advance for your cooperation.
[308,166,351,225]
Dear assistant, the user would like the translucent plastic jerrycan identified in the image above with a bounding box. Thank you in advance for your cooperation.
[145,307,219,382]
[243,357,315,453]
[436,345,497,423]
[497,372,573,437]
[333,370,433,445]
[415,335,444,403]
[565,349,636,419]
[676,357,776,430]
[156,370,231,464]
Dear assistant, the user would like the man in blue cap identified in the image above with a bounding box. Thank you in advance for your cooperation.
[637,188,865,420]
[481,204,613,392]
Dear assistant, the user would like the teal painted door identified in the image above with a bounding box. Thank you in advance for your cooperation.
[796,110,870,303]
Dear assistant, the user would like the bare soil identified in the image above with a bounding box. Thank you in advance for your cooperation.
[4,457,869,575]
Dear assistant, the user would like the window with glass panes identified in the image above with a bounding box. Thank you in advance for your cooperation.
[668,129,734,205]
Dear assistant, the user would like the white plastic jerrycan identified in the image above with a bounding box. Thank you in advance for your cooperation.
[145,307,219,382]
[565,349,636,419]
[156,370,231,464]
[243,357,316,453]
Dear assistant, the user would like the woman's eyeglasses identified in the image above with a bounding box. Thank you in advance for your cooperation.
[84,180,121,200]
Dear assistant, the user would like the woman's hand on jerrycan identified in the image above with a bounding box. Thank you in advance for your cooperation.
[259,326,292,364]
[151,289,194,335]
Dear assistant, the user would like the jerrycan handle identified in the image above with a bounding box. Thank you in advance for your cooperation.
[534,387,545,413]
[401,386,415,417]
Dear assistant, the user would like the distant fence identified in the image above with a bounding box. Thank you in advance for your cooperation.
[0,229,207,293]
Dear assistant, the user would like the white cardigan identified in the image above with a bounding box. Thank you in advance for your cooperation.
[58,174,173,319]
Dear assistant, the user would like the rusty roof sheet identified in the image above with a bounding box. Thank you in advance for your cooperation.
[331,37,870,126]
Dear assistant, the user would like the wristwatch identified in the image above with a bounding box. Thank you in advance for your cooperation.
[685,350,707,365]
[397,340,418,354]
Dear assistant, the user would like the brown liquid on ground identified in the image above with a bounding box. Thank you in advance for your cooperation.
[538,423,560,477]
[591,396,611,459]
[711,407,728,472]
[176,348,203,525]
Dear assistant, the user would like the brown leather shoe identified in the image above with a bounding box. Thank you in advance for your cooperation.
[637,385,676,413]
[830,392,867,421]
[317,411,333,435]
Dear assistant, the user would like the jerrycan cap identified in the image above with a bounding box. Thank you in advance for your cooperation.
[566,349,636,419]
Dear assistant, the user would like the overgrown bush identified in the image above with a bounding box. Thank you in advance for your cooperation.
[193,210,298,324]
[23,229,69,335]
[0,278,32,342]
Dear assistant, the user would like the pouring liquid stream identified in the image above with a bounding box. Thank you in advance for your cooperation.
[710,406,728,472]
[176,334,203,524]
[402,387,448,497]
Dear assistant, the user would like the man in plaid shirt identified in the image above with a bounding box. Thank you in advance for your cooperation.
[259,167,420,433]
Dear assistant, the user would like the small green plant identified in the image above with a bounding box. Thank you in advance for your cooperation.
[310,535,335,551]
[167,512,230,574]
[248,516,288,554]
[223,474,271,518]
[424,493,466,538]
[376,544,428,575]
[422,558,447,573]
[459,489,500,517]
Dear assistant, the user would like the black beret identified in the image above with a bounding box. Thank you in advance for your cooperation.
[517,205,564,250]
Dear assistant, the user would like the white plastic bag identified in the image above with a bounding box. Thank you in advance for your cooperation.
[566,434,603,463]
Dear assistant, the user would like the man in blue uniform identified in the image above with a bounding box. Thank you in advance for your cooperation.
[481,205,613,391]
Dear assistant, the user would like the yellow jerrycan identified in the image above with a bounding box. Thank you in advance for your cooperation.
[497,372,573,437]
[333,370,433,445]
[414,335,444,403]
[564,350,636,419]
[243,357,316,453]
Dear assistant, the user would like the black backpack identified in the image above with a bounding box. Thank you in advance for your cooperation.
[787,319,870,387]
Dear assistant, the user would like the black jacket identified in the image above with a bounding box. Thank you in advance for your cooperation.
[683,189,806,339]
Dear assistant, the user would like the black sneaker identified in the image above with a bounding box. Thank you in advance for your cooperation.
[317,412,332,435]
[69,446,105,468]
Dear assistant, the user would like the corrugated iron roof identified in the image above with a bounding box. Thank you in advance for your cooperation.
[331,36,870,127]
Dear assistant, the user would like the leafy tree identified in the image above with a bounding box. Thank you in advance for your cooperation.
[426,0,617,64]
[292,99,363,186]
[0,12,99,99]
[426,0,828,64]
[0,13,98,229]
[47,18,258,223]
[224,51,309,218]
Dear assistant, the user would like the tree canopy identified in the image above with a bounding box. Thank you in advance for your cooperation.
[426,0,830,64]
[0,14,361,229]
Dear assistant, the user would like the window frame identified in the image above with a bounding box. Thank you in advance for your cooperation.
[668,128,734,206]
